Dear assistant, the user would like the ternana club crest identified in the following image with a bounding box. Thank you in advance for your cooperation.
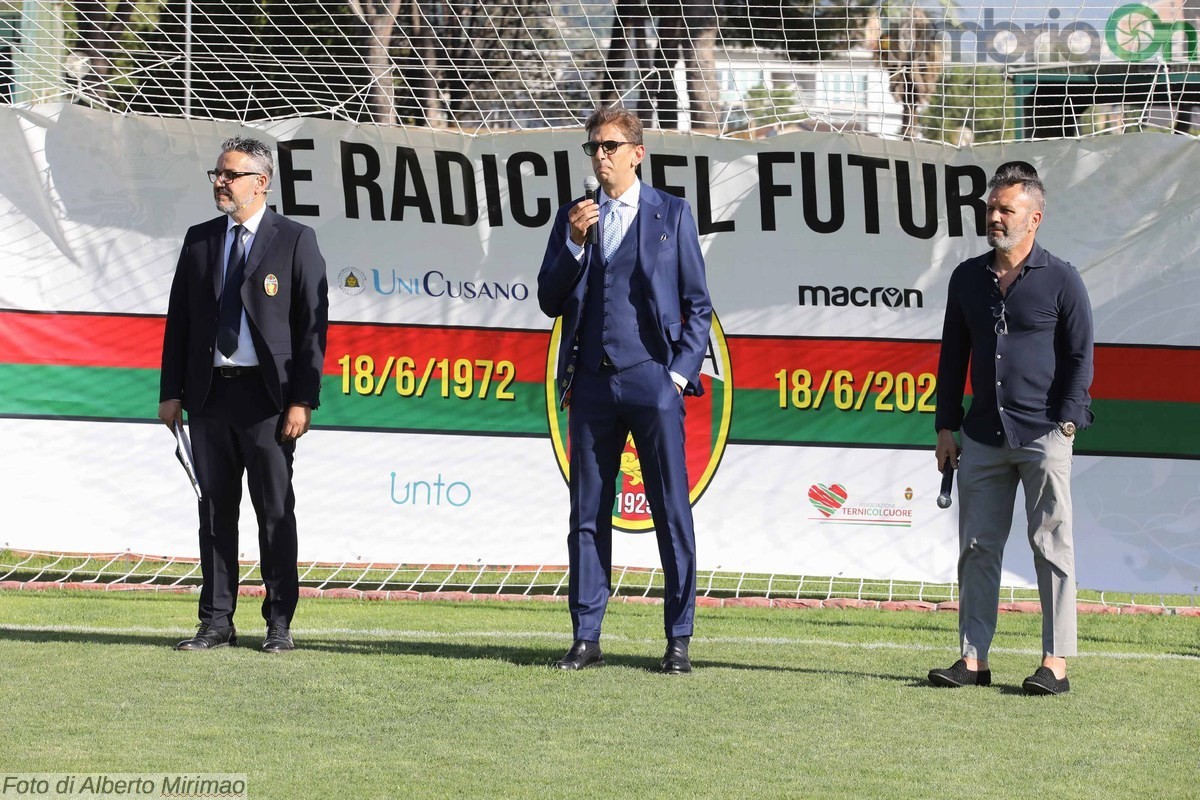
[544,313,732,533]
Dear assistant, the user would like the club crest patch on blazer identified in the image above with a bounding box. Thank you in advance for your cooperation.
[263,274,279,297]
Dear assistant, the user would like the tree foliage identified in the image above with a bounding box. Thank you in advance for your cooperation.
[920,65,1017,144]
[719,0,878,59]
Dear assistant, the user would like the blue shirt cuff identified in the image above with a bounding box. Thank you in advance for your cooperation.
[565,235,584,261]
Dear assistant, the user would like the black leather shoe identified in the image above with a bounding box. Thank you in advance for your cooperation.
[175,623,237,651]
[928,659,991,687]
[659,636,692,674]
[1022,666,1070,696]
[262,624,294,653]
[554,640,604,670]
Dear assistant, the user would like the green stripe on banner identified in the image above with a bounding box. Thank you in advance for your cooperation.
[317,374,546,435]
[0,364,160,419]
[711,377,728,450]
[0,364,550,435]
[729,386,1200,458]
[1068,399,1200,458]
[729,387,933,447]
[2,365,1197,458]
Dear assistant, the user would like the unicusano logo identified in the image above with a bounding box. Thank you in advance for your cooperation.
[798,285,923,309]
[939,3,1199,64]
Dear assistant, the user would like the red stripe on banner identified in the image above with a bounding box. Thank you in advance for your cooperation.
[728,338,940,390]
[728,336,1200,403]
[683,374,715,487]
[1090,346,1200,403]
[0,311,552,377]
[5,312,1197,404]
[326,324,548,375]
[0,311,165,368]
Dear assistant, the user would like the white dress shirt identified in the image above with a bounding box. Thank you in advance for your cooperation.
[214,205,266,367]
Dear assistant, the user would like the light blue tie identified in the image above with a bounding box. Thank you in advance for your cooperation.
[601,200,622,262]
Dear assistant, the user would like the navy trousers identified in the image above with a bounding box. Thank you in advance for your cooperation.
[188,371,298,629]
[567,359,697,641]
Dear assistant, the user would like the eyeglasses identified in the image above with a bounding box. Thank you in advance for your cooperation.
[992,301,1008,336]
[207,170,262,184]
[581,140,635,157]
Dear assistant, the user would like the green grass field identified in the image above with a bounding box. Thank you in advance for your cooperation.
[1,590,1197,799]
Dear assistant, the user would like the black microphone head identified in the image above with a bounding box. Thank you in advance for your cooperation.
[936,494,953,509]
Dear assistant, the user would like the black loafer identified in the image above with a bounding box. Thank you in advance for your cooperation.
[928,659,991,687]
[554,639,604,670]
[659,636,692,674]
[262,624,294,653]
[1022,667,1070,695]
[175,623,237,651]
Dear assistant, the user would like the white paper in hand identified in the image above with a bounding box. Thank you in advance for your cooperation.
[173,420,203,500]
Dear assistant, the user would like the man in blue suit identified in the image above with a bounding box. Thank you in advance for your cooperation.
[538,107,712,674]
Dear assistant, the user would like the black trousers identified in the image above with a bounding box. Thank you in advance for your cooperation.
[188,371,298,628]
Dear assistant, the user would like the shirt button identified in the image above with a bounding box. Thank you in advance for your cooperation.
[999,406,1004,411]
[997,354,1002,359]
[996,381,1001,386]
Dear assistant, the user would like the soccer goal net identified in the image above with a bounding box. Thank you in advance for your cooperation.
[4,0,1199,140]
[3,548,1191,610]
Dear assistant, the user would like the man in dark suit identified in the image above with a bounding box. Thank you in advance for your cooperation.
[538,107,712,673]
[158,136,329,653]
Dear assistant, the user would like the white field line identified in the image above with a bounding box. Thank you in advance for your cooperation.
[1,623,1196,662]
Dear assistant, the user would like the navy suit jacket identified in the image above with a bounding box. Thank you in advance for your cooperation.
[537,182,712,405]
[160,207,329,413]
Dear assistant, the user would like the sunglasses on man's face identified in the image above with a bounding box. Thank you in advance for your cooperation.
[581,140,635,157]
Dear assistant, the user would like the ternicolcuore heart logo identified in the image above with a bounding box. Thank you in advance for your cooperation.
[545,312,732,533]
[808,484,849,517]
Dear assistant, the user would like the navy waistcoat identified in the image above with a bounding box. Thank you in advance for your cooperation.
[578,214,656,372]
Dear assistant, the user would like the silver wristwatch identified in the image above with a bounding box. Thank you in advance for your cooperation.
[1058,421,1076,437]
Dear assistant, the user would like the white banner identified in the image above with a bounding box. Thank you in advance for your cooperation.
[1,104,1197,594]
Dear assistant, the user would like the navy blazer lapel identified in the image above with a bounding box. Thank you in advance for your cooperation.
[637,185,666,279]
[243,208,278,287]
[208,218,227,301]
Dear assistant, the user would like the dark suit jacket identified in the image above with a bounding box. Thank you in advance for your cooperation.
[160,207,329,412]
[537,183,712,405]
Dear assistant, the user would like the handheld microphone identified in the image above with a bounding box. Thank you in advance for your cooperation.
[937,463,955,509]
[583,176,599,245]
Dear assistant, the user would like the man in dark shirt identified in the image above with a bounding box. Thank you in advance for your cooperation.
[929,161,1094,696]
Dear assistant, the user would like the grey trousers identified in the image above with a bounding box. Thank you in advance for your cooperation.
[957,430,1078,661]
